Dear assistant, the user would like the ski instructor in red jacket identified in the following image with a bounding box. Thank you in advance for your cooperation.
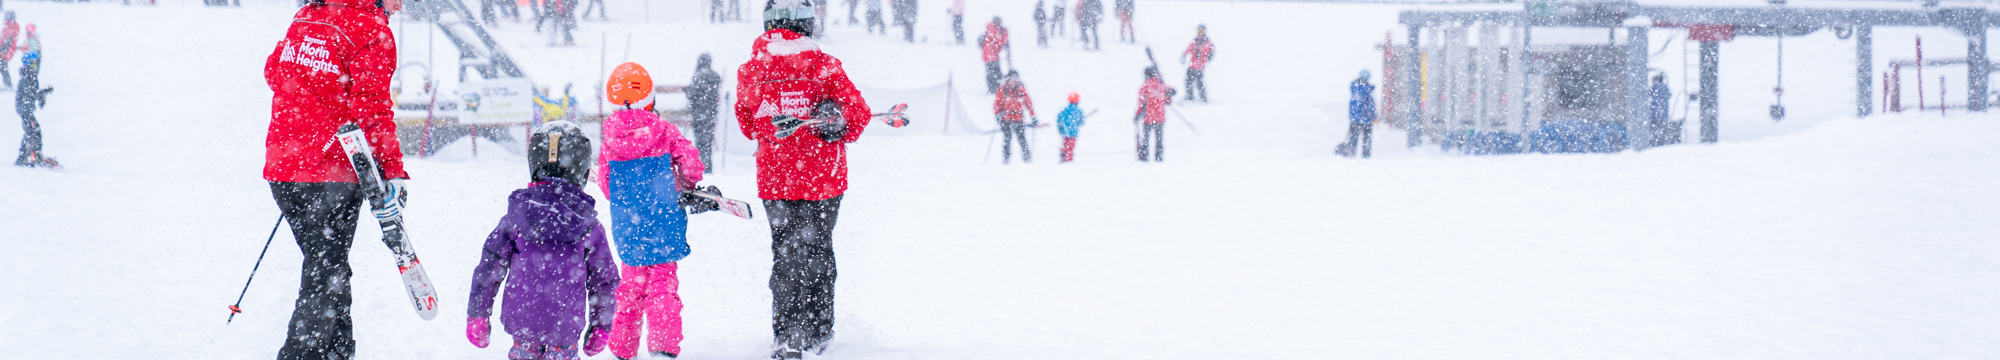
[262,0,405,358]
[735,0,871,357]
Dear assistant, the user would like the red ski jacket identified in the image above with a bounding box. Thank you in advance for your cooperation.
[735,29,872,201]
[1137,76,1171,124]
[263,0,406,183]
[981,22,1008,63]
[0,21,19,62]
[993,78,1034,122]
[1184,36,1214,70]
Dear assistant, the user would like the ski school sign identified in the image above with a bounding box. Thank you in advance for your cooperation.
[457,78,537,125]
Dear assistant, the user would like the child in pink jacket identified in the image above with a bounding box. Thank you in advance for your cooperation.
[597,63,707,359]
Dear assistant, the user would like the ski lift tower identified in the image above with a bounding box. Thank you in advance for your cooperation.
[1393,0,1997,149]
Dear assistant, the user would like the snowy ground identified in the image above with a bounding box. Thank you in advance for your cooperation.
[2,0,1999,359]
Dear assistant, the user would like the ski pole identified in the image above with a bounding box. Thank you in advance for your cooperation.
[227,214,286,324]
[983,130,998,164]
[1167,104,1201,135]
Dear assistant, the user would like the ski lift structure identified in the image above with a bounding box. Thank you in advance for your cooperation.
[1387,0,1996,154]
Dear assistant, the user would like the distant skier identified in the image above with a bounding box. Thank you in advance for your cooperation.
[13,23,52,168]
[864,0,884,34]
[844,0,856,25]
[1180,25,1213,103]
[1113,0,1133,43]
[688,53,724,172]
[890,0,916,42]
[1134,66,1172,162]
[948,0,964,44]
[0,12,20,87]
[980,17,1011,93]
[1033,1,1048,48]
[1076,0,1102,50]
[261,0,409,357]
[993,70,1037,164]
[465,121,620,360]
[1057,92,1085,163]
[735,1,874,357]
[596,62,710,360]
[1337,70,1376,158]
[1049,1,1065,37]
[581,0,605,21]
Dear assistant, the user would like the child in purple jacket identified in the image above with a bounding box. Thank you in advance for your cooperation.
[467,121,622,360]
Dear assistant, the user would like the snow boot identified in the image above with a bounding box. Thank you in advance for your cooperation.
[652,350,678,358]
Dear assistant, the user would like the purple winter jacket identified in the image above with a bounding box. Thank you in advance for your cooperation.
[467,178,620,346]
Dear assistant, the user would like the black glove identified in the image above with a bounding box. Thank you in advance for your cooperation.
[813,100,846,143]
[680,186,721,214]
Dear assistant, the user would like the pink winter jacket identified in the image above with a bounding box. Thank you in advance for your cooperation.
[595,108,705,196]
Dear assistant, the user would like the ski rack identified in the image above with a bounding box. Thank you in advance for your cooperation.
[401,0,527,81]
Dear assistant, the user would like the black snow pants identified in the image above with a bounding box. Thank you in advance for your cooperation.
[983,61,1002,94]
[13,111,37,166]
[1080,23,1100,50]
[1340,121,1373,158]
[693,113,716,173]
[1184,68,1207,102]
[952,14,964,43]
[1136,122,1163,162]
[999,120,1031,163]
[764,196,843,352]
[270,182,364,360]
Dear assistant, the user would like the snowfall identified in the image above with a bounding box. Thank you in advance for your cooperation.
[1,0,1997,358]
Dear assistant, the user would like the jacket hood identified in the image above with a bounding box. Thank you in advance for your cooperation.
[753,29,819,57]
[510,178,599,246]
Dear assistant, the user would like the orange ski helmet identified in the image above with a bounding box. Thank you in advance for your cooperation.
[1067,92,1080,103]
[606,62,653,108]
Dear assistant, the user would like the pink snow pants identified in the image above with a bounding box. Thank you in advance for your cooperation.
[610,262,683,358]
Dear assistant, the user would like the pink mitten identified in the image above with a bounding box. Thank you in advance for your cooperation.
[467,317,492,348]
[582,327,609,356]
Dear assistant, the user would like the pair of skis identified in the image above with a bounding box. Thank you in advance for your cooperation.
[228,125,441,323]
[773,103,909,139]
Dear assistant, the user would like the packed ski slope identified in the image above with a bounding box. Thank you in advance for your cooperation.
[2,0,1999,359]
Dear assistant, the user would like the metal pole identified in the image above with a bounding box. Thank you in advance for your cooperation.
[1918,36,1926,112]
[1405,24,1422,147]
[1626,26,1649,151]
[1699,40,1719,143]
[226,215,287,324]
[1857,26,1873,116]
[1969,26,1988,111]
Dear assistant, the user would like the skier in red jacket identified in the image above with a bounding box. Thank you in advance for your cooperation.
[980,17,1010,94]
[992,70,1036,164]
[262,0,404,358]
[1135,66,1173,162]
[1180,25,1214,103]
[0,12,18,87]
[733,0,872,357]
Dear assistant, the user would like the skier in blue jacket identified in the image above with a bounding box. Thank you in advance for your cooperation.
[1338,70,1376,158]
[1056,92,1085,162]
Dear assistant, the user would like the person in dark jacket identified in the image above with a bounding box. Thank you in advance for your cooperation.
[13,24,52,168]
[465,122,620,360]
[688,53,724,172]
[1338,70,1376,158]
[889,0,916,42]
[1076,0,1102,50]
[1033,1,1048,48]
